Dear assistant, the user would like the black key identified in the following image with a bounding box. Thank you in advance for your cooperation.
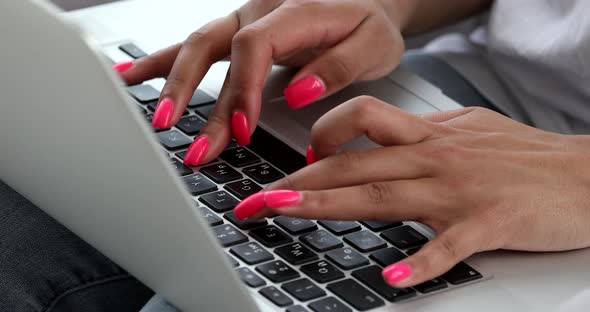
[137,105,147,115]
[195,105,214,120]
[301,260,344,283]
[287,305,309,312]
[228,254,239,267]
[237,267,266,288]
[199,190,239,213]
[369,247,407,267]
[381,225,428,249]
[256,260,300,283]
[224,179,262,199]
[325,247,369,270]
[343,230,387,253]
[282,278,326,302]
[308,297,351,312]
[243,163,285,184]
[181,173,217,196]
[276,243,318,265]
[176,115,205,136]
[198,207,223,226]
[300,230,343,252]
[318,221,361,236]
[168,158,193,176]
[361,221,402,232]
[249,225,292,247]
[224,211,268,230]
[220,147,261,168]
[188,89,216,108]
[127,84,160,103]
[442,262,483,285]
[230,242,274,265]
[158,130,193,150]
[327,279,384,311]
[405,246,421,256]
[414,278,448,294]
[352,266,416,302]
[259,286,293,308]
[274,217,317,235]
[119,43,147,59]
[200,163,242,184]
[212,224,248,247]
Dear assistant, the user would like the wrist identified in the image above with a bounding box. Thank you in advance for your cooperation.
[378,0,418,33]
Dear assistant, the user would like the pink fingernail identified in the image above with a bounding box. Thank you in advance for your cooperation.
[113,60,133,73]
[152,98,174,129]
[306,145,318,165]
[231,112,251,146]
[382,263,412,285]
[265,190,300,208]
[284,76,325,109]
[234,192,265,220]
[183,136,209,166]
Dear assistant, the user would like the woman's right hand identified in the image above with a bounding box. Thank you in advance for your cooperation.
[115,0,407,165]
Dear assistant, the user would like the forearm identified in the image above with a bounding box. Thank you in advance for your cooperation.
[384,0,493,35]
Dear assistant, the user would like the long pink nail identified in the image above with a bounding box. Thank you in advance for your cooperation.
[306,145,318,165]
[184,136,209,166]
[113,60,133,73]
[234,192,265,220]
[382,263,412,285]
[265,190,300,208]
[231,112,250,146]
[284,76,325,109]
[152,98,174,129]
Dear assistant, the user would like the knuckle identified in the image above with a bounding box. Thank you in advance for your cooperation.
[232,26,264,51]
[348,96,380,117]
[185,29,213,51]
[361,182,392,207]
[333,150,363,171]
[269,174,296,191]
[438,237,460,261]
[323,53,356,85]
[422,142,473,164]
[161,74,186,94]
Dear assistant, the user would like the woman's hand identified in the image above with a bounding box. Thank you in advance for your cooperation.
[234,96,590,288]
[117,0,406,165]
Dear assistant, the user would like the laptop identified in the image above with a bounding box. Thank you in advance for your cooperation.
[1,1,589,311]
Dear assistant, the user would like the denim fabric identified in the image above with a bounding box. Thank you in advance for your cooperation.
[0,181,153,312]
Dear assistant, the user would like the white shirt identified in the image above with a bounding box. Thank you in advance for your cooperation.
[425,0,590,134]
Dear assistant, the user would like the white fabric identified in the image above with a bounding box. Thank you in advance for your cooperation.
[425,0,590,134]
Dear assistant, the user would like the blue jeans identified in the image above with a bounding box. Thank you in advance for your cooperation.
[0,54,499,312]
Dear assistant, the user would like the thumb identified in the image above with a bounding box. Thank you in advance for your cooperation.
[284,17,402,110]
[382,225,479,289]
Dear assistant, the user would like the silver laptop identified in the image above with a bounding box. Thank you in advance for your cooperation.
[2,1,589,312]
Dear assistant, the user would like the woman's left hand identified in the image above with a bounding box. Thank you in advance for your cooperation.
[234,96,590,288]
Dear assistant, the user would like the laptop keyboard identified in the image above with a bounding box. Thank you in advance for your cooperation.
[126,72,484,312]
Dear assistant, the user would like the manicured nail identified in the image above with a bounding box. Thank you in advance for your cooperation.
[183,136,209,166]
[382,263,412,285]
[112,60,133,73]
[283,76,326,109]
[306,145,318,165]
[234,192,265,220]
[231,112,250,146]
[152,98,174,129]
[265,190,300,208]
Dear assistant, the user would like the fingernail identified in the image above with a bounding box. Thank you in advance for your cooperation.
[265,190,300,208]
[234,192,265,220]
[152,98,174,129]
[382,263,412,285]
[183,136,209,166]
[284,76,325,109]
[306,145,317,165]
[113,60,133,73]
[231,112,250,146]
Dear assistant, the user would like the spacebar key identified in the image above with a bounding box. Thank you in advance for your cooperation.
[327,279,384,311]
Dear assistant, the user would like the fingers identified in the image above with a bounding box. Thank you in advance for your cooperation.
[382,224,480,288]
[235,178,441,221]
[308,96,444,160]
[153,13,240,129]
[286,16,403,109]
[118,43,182,85]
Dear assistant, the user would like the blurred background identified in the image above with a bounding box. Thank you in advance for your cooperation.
[50,0,118,10]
